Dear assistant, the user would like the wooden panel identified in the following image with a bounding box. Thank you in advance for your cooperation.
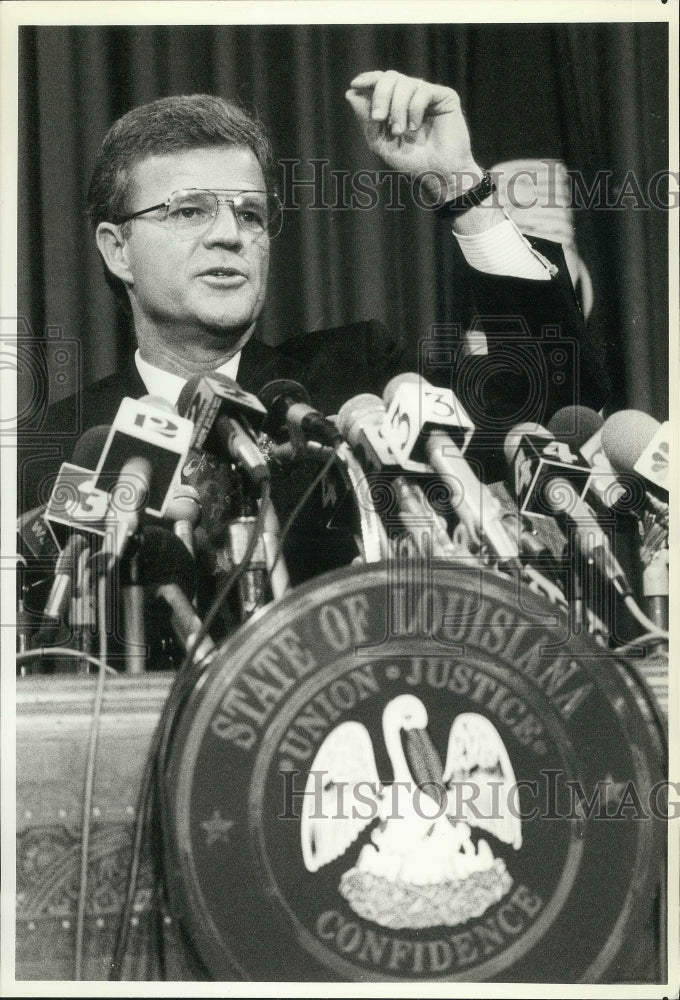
[15,673,196,981]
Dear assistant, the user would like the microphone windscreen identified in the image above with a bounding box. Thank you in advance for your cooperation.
[176,376,203,417]
[138,393,177,413]
[165,485,202,526]
[257,379,311,412]
[72,425,111,469]
[548,406,603,451]
[336,394,384,442]
[135,525,195,597]
[600,409,661,472]
[382,372,422,407]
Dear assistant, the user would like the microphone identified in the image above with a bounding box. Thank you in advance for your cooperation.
[177,373,269,486]
[600,410,669,628]
[601,409,669,494]
[120,536,146,675]
[257,379,344,449]
[164,484,202,557]
[136,526,215,662]
[381,372,474,471]
[26,428,112,553]
[337,393,459,560]
[531,476,632,598]
[100,456,154,568]
[70,540,95,667]
[44,463,111,548]
[337,393,403,473]
[256,381,386,559]
[16,556,30,660]
[504,419,636,609]
[43,532,89,623]
[552,407,669,628]
[38,435,119,646]
[550,405,669,527]
[547,405,604,454]
[119,452,184,674]
[20,438,107,647]
[549,406,632,511]
[503,421,592,518]
[638,534,669,630]
[125,477,200,674]
[93,397,194,516]
[104,413,181,673]
[72,424,112,469]
[255,387,390,562]
[382,378,521,566]
[17,504,61,559]
[48,450,152,646]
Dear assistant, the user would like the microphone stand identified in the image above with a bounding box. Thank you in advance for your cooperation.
[95,457,150,672]
[639,515,669,631]
[262,502,291,600]
[336,442,389,562]
[227,469,270,622]
[71,544,95,674]
[122,544,147,675]
[229,513,269,621]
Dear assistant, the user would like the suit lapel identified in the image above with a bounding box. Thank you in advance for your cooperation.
[237,335,309,395]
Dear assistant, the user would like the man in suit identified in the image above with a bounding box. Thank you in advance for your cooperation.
[17,69,611,668]
[18,69,604,518]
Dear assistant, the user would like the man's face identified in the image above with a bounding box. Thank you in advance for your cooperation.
[119,146,270,349]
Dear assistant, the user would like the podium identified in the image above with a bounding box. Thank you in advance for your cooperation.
[14,569,668,983]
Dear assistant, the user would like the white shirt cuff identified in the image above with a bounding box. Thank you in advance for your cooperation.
[455,215,558,280]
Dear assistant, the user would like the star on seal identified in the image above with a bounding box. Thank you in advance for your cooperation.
[201,810,234,847]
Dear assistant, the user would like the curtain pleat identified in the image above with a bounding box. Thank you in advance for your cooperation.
[17,23,669,419]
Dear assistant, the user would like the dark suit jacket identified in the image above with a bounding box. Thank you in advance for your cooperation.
[18,318,405,516]
[18,236,604,516]
[17,236,611,660]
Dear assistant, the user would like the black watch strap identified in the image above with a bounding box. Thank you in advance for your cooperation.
[434,170,496,217]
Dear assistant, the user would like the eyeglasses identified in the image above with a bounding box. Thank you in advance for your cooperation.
[117,188,283,239]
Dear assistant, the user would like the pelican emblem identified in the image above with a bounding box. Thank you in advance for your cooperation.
[300,694,520,929]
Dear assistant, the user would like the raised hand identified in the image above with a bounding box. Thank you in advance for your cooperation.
[345,70,483,203]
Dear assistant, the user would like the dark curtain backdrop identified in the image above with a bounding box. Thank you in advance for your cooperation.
[18,22,669,418]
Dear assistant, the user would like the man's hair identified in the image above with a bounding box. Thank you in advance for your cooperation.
[87,93,275,301]
[88,92,275,227]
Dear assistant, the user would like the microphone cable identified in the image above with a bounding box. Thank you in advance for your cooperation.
[73,571,111,980]
[73,564,113,979]
[149,484,274,977]
[109,622,218,980]
[620,596,669,643]
[139,454,340,974]
[17,645,116,980]
[15,647,117,676]
[109,662,207,980]
[110,477,272,980]
[614,632,669,655]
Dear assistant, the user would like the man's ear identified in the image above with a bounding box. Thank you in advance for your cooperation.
[95,222,134,287]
